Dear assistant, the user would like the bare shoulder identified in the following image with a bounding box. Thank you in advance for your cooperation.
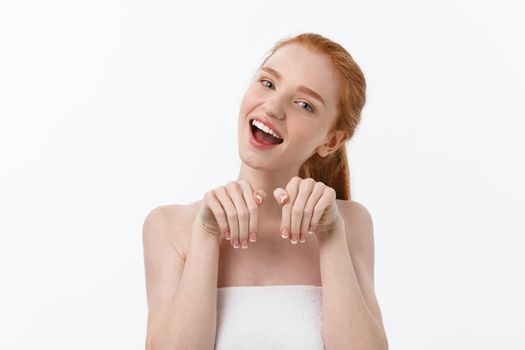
[143,199,203,260]
[336,199,374,232]
[335,199,375,278]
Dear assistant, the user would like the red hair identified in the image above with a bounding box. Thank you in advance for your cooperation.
[258,33,367,200]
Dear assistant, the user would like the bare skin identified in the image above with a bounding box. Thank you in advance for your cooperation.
[143,197,383,349]
[156,192,377,290]
[162,198,325,288]
[142,43,386,348]
[150,42,349,288]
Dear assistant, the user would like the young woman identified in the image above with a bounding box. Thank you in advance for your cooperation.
[143,32,388,350]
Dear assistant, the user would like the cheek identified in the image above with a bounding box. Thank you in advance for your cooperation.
[288,125,323,152]
[239,89,259,114]
[294,123,322,141]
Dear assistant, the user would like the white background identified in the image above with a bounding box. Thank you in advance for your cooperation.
[1,0,524,349]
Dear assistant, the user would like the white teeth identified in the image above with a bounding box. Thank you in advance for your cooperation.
[251,119,283,140]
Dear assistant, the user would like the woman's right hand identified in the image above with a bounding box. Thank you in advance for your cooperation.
[193,180,266,249]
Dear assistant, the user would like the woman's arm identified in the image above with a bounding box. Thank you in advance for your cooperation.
[318,202,388,350]
[143,206,220,350]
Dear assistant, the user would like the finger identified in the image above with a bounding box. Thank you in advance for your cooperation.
[277,176,301,242]
[310,187,336,234]
[301,181,325,240]
[253,187,266,206]
[226,181,250,249]
[215,185,240,248]
[291,178,315,244]
[274,187,289,205]
[274,187,289,239]
[203,190,229,238]
[238,180,264,243]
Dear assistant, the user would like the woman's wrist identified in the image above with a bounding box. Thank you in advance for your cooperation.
[191,221,221,247]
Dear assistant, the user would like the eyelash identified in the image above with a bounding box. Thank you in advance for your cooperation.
[259,79,315,113]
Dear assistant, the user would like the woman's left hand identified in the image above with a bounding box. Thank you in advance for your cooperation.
[274,176,344,244]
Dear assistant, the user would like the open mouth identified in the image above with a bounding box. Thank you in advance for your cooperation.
[249,119,284,145]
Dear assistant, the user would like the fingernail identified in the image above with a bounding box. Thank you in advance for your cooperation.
[225,231,231,240]
[241,240,248,249]
[307,230,314,235]
[233,240,239,248]
[279,194,288,204]
[291,234,298,244]
[281,228,289,239]
[299,234,306,243]
[249,232,257,242]
[255,193,263,204]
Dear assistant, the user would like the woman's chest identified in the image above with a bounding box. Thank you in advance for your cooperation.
[217,227,322,288]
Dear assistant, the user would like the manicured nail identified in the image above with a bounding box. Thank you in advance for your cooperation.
[279,194,288,204]
[233,240,239,248]
[281,228,289,239]
[255,193,263,205]
[225,231,231,240]
[291,234,298,244]
[249,232,257,242]
[241,240,248,249]
[299,234,306,243]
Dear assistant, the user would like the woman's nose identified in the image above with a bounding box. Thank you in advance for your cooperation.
[261,99,285,120]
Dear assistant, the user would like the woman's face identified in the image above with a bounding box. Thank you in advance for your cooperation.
[237,43,346,171]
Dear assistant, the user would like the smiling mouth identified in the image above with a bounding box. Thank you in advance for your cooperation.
[249,119,284,145]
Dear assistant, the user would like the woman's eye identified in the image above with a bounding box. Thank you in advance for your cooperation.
[260,79,274,89]
[298,101,314,113]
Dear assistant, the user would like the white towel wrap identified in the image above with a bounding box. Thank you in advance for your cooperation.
[214,284,324,350]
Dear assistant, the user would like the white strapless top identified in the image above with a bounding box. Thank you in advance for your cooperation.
[214,284,324,350]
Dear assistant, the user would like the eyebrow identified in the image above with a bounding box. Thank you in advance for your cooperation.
[259,66,326,107]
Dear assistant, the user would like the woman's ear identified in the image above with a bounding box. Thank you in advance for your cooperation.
[316,129,349,157]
